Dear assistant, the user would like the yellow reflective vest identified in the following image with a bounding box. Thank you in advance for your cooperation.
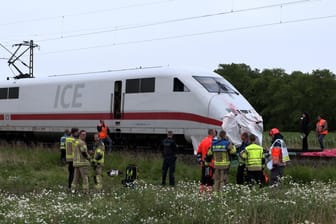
[65,136,75,162]
[207,139,236,169]
[241,143,264,171]
[60,135,67,150]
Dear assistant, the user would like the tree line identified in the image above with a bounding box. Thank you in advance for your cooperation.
[214,63,336,132]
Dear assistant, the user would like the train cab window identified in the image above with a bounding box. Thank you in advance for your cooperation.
[173,78,190,92]
[193,76,238,94]
[8,87,19,99]
[126,78,155,93]
[0,88,8,99]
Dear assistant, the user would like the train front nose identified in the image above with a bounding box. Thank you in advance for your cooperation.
[208,94,263,145]
[207,94,247,121]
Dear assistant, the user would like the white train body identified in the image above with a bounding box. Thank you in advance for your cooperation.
[0,66,262,151]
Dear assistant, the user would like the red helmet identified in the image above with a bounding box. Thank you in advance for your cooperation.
[269,128,280,136]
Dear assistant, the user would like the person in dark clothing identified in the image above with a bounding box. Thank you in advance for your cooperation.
[236,132,249,185]
[161,131,177,186]
[300,112,310,151]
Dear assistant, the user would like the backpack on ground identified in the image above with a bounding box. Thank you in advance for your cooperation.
[122,164,137,187]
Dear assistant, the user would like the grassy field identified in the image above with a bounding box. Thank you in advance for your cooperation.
[1,140,336,223]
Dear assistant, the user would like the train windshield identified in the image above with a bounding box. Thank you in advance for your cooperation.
[193,76,238,94]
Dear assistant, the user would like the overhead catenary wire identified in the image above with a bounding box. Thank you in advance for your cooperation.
[0,0,176,27]
[39,14,336,55]
[34,0,317,42]
[0,42,27,65]
[0,0,317,44]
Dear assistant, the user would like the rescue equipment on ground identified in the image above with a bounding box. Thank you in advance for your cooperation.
[107,169,121,176]
[122,164,137,188]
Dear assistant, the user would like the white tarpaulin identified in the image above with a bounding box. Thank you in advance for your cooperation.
[221,112,263,146]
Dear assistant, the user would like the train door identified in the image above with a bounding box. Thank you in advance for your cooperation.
[113,81,122,119]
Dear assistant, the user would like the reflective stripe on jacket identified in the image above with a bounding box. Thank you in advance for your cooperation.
[73,139,90,167]
[207,139,236,169]
[60,135,67,150]
[65,136,75,162]
[242,143,264,171]
[270,139,290,165]
[93,141,105,165]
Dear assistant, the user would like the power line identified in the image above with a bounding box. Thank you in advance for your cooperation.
[39,14,336,55]
[0,0,176,27]
[36,0,316,43]
[0,0,317,43]
[0,42,14,55]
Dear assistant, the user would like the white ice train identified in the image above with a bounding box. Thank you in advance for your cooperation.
[0,66,263,152]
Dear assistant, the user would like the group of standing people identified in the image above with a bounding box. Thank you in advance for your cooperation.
[57,114,328,193]
[196,129,240,192]
[196,127,291,192]
[59,120,113,193]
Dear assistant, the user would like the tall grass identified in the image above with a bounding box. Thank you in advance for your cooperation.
[1,144,336,223]
[1,179,336,223]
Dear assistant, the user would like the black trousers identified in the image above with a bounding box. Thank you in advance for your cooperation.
[60,149,66,163]
[102,137,113,153]
[162,157,176,186]
[302,133,309,151]
[236,164,246,185]
[200,165,214,186]
[270,166,284,186]
[246,170,264,187]
[68,161,74,189]
[318,134,326,150]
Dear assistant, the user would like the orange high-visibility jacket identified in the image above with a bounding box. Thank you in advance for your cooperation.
[98,125,108,139]
[316,119,328,135]
[197,135,214,167]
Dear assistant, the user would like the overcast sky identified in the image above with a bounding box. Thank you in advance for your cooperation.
[0,0,335,79]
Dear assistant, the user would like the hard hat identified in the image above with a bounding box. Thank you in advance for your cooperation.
[269,128,280,136]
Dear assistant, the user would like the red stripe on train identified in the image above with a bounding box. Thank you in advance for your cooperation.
[10,112,222,126]
[124,112,221,125]
[11,113,112,120]
[0,114,4,120]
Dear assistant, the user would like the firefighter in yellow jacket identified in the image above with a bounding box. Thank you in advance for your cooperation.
[65,128,79,190]
[240,134,264,187]
[71,130,91,193]
[92,133,105,191]
[207,130,236,191]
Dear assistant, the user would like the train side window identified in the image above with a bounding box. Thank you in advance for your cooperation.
[173,78,190,92]
[126,79,140,93]
[126,78,155,93]
[0,88,8,99]
[140,78,155,92]
[8,87,19,99]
